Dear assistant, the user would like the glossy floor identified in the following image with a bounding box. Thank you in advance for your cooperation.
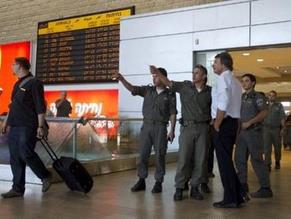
[0,150,291,219]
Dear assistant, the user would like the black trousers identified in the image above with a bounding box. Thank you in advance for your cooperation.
[207,131,215,174]
[212,117,243,204]
[8,126,50,193]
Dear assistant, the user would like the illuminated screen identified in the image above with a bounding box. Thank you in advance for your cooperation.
[0,41,31,115]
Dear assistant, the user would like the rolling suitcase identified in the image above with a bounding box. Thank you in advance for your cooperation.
[40,138,94,193]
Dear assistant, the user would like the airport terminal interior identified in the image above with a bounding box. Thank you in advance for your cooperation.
[1,0,291,218]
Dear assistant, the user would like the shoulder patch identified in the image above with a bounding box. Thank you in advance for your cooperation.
[256,98,264,107]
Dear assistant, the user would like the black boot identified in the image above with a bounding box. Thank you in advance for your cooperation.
[240,183,250,202]
[190,186,204,200]
[275,161,280,169]
[152,181,162,193]
[131,178,146,192]
[250,187,273,198]
[173,188,183,201]
[201,183,211,193]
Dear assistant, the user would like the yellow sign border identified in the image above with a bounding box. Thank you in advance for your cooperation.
[38,8,132,35]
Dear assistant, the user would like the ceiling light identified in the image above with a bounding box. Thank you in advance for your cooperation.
[284,70,288,73]
[242,53,250,56]
[257,58,264,62]
[276,66,280,69]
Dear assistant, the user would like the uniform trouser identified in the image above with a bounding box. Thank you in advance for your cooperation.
[212,117,243,204]
[263,127,282,166]
[137,123,168,182]
[8,127,51,193]
[235,129,270,189]
[175,123,208,188]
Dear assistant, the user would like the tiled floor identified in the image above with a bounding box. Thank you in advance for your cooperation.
[0,150,291,219]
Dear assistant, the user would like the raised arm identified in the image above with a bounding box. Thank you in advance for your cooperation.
[113,73,134,93]
[149,65,173,88]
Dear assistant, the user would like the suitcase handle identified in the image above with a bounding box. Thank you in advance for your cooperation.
[39,138,60,163]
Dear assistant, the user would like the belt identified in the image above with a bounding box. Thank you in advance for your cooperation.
[264,124,281,129]
[143,119,168,125]
[183,120,209,126]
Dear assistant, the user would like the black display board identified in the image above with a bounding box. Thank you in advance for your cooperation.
[36,7,134,84]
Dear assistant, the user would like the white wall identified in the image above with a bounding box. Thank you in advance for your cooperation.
[119,0,291,117]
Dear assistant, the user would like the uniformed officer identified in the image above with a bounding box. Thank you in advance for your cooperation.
[235,74,273,199]
[263,90,286,170]
[150,64,211,201]
[113,68,177,193]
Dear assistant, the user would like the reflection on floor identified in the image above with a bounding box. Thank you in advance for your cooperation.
[0,151,291,219]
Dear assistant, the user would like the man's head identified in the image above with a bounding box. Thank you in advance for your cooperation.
[153,67,167,87]
[268,90,277,103]
[241,73,256,92]
[212,52,233,75]
[60,91,67,100]
[12,57,31,76]
[193,64,207,84]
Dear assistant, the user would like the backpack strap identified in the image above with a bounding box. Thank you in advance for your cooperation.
[19,76,34,89]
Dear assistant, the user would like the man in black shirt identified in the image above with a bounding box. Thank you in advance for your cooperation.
[55,91,72,117]
[0,57,52,198]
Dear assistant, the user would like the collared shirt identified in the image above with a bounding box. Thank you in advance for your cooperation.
[132,85,177,122]
[7,73,46,128]
[211,70,242,119]
[241,90,267,123]
[171,81,211,122]
[264,101,285,127]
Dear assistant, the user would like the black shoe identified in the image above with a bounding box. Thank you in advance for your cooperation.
[173,188,183,201]
[208,172,215,178]
[201,183,211,193]
[152,181,162,193]
[213,201,240,208]
[42,173,53,193]
[184,181,189,191]
[1,189,24,199]
[190,186,204,200]
[275,161,280,169]
[250,187,273,198]
[131,178,146,192]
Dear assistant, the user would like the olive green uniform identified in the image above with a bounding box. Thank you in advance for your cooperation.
[171,81,211,188]
[235,90,270,189]
[263,102,285,166]
[132,85,177,182]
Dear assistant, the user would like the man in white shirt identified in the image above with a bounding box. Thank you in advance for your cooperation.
[211,52,244,208]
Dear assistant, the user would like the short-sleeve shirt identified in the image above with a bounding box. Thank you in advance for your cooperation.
[7,73,46,128]
[241,90,267,123]
[264,102,286,127]
[131,85,177,122]
[171,81,211,122]
[55,99,72,117]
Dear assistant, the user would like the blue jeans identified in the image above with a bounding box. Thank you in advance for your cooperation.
[8,126,50,193]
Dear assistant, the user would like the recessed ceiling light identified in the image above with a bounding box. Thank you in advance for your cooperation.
[284,70,288,73]
[242,53,250,56]
[257,58,264,62]
[276,66,280,69]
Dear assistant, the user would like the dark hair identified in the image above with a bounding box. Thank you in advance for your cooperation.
[158,67,167,77]
[195,64,208,84]
[270,90,277,96]
[242,73,256,87]
[15,57,31,71]
[215,52,233,71]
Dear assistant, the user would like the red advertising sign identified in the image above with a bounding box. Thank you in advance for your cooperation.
[0,42,30,114]
[45,89,119,140]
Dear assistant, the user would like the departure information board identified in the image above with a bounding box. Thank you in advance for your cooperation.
[36,7,134,84]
